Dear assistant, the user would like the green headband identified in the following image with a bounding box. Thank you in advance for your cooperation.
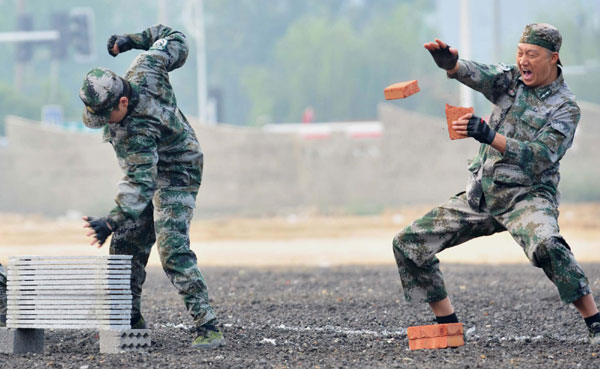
[519,24,561,53]
[520,35,558,52]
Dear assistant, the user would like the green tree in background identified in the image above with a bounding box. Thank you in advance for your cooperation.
[537,2,600,106]
[0,0,597,127]
[239,1,439,125]
[242,16,365,124]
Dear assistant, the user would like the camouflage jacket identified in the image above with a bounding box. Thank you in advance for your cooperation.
[450,60,580,215]
[103,25,203,227]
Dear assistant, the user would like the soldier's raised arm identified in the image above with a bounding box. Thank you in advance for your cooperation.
[448,60,520,105]
[425,38,520,105]
[107,24,189,72]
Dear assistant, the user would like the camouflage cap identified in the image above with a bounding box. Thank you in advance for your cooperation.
[79,67,125,128]
[520,23,562,62]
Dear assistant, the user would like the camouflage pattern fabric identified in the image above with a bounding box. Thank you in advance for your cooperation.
[0,263,6,316]
[393,192,590,304]
[450,60,579,216]
[519,23,562,52]
[101,25,203,227]
[393,53,589,306]
[80,67,125,127]
[89,25,215,327]
[110,189,216,326]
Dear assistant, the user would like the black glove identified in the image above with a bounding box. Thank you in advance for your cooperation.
[467,115,496,145]
[428,45,459,71]
[107,35,133,57]
[87,216,114,246]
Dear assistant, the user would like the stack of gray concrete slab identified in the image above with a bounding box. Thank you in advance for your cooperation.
[1,255,150,354]
[6,255,132,329]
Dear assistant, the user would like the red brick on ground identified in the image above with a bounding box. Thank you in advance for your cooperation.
[444,104,473,140]
[383,80,420,100]
[408,335,465,350]
[407,323,464,350]
[407,322,463,339]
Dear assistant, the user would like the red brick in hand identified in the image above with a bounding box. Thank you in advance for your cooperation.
[445,104,473,140]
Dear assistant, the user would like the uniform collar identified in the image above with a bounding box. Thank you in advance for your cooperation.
[519,66,564,100]
[127,81,140,114]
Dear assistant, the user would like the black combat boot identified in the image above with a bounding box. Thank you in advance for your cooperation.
[191,321,224,349]
[130,314,147,329]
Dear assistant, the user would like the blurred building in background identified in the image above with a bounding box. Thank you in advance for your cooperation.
[1,101,598,217]
[0,0,599,217]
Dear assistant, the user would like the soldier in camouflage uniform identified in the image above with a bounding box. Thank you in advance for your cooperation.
[79,25,223,348]
[0,263,6,327]
[393,23,600,344]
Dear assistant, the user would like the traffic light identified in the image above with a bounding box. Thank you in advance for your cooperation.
[51,12,70,60]
[15,13,33,62]
[69,7,95,62]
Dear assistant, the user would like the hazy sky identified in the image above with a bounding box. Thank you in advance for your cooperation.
[437,0,600,65]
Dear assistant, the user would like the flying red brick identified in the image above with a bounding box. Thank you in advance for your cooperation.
[383,80,420,100]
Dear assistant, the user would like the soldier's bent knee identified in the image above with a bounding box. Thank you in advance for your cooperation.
[532,236,570,268]
[393,231,408,256]
[393,229,427,268]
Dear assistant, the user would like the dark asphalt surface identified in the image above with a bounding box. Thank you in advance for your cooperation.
[1,263,599,368]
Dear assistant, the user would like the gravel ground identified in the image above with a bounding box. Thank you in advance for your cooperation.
[2,263,600,368]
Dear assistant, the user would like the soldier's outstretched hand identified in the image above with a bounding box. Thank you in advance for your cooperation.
[83,216,113,248]
[424,38,459,71]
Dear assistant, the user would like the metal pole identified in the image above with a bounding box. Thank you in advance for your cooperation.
[195,0,208,124]
[459,0,473,107]
[182,0,209,123]
[49,60,59,103]
[15,0,25,92]
[157,0,167,24]
[0,30,60,43]
[493,0,501,62]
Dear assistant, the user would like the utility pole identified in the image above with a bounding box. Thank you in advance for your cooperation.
[194,0,208,124]
[183,0,208,124]
[2,8,94,104]
[459,0,473,107]
[15,0,26,92]
[493,0,501,62]
[157,0,167,24]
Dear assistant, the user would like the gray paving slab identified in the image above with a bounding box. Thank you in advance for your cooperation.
[7,269,131,280]
[10,290,132,296]
[8,295,131,306]
[10,259,130,265]
[8,311,130,316]
[8,282,130,288]
[9,255,131,260]
[7,319,130,329]
[9,265,131,270]
[8,307,131,313]
[8,324,130,329]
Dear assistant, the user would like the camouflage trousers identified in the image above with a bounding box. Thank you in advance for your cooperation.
[0,263,6,316]
[109,188,217,327]
[393,192,590,304]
